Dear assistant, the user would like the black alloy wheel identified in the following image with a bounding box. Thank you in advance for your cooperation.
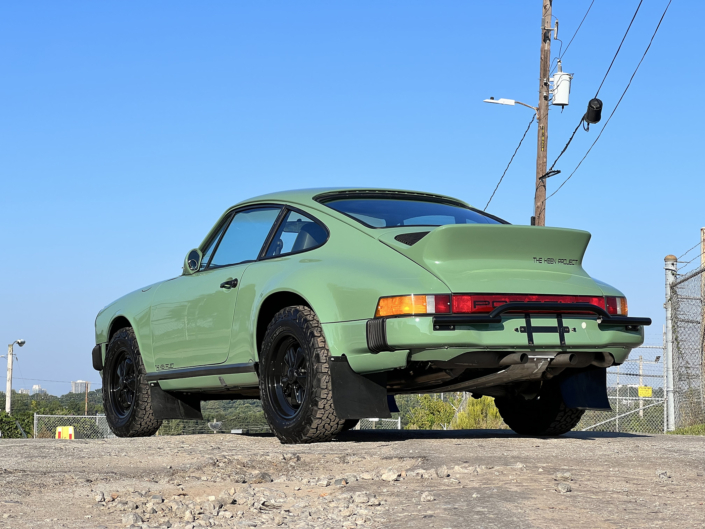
[109,350,137,419]
[269,337,309,420]
[259,305,345,444]
[102,327,162,437]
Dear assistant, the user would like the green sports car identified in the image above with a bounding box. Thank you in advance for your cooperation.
[92,188,650,443]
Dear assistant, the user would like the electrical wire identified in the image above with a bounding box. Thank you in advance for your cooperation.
[541,0,673,209]
[595,0,644,98]
[484,115,535,211]
[547,118,583,173]
[560,0,595,59]
[14,377,101,385]
[550,0,596,75]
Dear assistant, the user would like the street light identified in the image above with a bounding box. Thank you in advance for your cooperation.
[483,97,538,116]
[5,339,26,415]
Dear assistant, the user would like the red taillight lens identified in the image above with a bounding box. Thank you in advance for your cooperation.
[452,294,606,314]
[605,296,628,315]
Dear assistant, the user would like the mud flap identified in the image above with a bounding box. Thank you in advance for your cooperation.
[329,356,392,420]
[560,366,612,411]
[149,384,203,420]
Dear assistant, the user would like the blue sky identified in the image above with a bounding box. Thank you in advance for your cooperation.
[1,1,701,395]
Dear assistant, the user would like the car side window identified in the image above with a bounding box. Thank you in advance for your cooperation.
[199,217,231,271]
[265,211,327,257]
[208,207,281,269]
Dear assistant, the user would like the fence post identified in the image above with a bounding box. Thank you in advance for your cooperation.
[33,412,37,439]
[664,254,678,431]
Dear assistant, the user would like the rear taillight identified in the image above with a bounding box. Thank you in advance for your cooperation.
[374,293,626,317]
[605,296,628,315]
[451,294,606,314]
[374,294,450,317]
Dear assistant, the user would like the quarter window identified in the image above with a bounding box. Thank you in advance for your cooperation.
[265,211,327,257]
[208,207,281,268]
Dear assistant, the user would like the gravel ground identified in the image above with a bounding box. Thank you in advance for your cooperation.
[1,429,704,528]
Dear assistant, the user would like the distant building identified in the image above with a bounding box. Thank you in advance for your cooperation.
[71,380,91,394]
[18,388,30,395]
[31,384,47,395]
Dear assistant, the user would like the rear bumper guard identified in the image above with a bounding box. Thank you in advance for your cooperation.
[432,302,652,328]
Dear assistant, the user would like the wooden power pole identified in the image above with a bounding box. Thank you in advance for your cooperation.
[534,0,553,226]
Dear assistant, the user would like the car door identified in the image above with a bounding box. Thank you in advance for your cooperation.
[150,206,282,369]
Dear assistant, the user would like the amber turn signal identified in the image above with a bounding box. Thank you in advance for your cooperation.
[374,294,451,317]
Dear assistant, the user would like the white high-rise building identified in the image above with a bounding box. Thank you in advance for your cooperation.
[18,388,30,395]
[32,384,47,395]
[71,380,91,394]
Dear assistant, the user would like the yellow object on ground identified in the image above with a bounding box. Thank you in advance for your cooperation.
[55,426,74,439]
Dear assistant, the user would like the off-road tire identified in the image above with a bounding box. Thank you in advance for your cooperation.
[103,327,162,437]
[259,306,345,444]
[495,381,584,436]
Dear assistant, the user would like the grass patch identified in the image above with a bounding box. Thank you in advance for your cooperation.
[668,424,705,436]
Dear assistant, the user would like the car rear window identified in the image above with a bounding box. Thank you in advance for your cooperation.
[323,198,504,228]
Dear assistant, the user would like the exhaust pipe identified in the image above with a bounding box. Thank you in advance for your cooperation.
[551,353,577,367]
[592,352,615,368]
[498,352,529,366]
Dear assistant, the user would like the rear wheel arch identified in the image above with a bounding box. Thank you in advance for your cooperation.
[256,292,311,353]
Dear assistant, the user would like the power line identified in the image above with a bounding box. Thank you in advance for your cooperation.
[544,0,673,205]
[547,118,583,172]
[546,0,641,184]
[484,115,535,211]
[550,0,596,74]
[595,0,644,97]
[14,377,102,385]
[560,0,595,59]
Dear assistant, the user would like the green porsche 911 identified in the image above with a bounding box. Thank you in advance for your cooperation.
[93,188,650,443]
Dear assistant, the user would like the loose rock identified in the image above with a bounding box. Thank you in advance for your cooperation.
[251,472,273,484]
[122,513,143,525]
[381,470,400,482]
[421,492,435,502]
[556,482,572,493]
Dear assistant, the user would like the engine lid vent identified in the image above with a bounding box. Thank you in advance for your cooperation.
[394,231,430,246]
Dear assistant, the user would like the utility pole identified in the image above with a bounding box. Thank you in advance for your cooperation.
[534,0,553,227]
[6,344,14,415]
[5,340,25,415]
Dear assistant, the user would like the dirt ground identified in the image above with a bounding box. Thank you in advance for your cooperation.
[1,429,704,529]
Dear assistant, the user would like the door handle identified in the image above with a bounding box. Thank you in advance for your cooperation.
[219,279,238,290]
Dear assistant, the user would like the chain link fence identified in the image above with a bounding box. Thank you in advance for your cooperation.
[157,420,270,435]
[33,414,115,439]
[357,418,401,430]
[670,265,705,430]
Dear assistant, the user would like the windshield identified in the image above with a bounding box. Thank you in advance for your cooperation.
[323,197,504,228]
